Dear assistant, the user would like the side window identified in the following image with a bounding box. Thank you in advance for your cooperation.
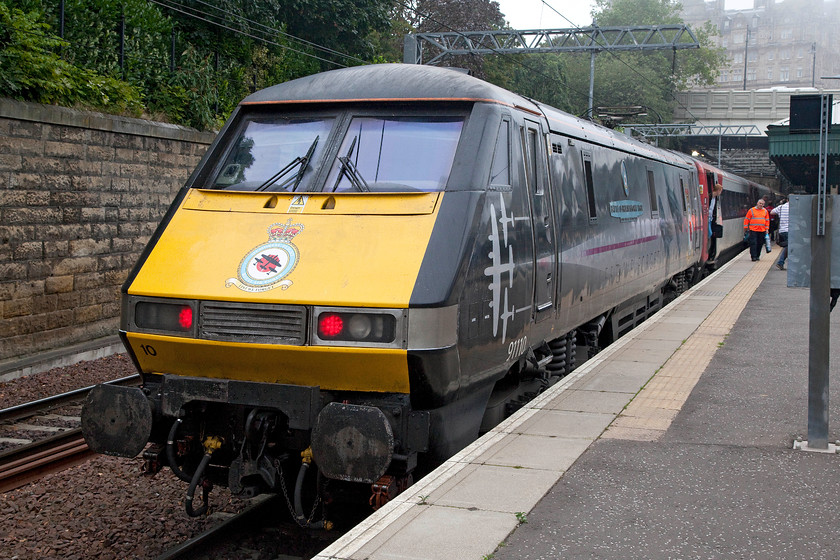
[647,169,659,216]
[490,119,511,187]
[679,176,688,212]
[706,171,715,195]
[583,152,596,222]
[525,127,543,195]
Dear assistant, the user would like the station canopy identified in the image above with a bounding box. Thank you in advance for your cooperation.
[767,98,840,191]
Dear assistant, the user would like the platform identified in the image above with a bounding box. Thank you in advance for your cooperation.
[314,248,840,559]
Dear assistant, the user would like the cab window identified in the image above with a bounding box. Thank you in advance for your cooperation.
[210,117,334,192]
[324,116,464,192]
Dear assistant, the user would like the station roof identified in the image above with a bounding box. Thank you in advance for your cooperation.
[766,98,840,189]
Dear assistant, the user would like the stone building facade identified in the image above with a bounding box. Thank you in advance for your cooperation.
[0,99,214,369]
[682,0,840,90]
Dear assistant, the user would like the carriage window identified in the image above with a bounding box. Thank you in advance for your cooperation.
[679,177,688,212]
[325,116,464,192]
[210,117,335,191]
[490,119,510,186]
[525,128,543,195]
[647,169,659,216]
[583,155,596,221]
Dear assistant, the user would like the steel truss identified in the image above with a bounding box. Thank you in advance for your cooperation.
[403,25,700,65]
[624,124,764,138]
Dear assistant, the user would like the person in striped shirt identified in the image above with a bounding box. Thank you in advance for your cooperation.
[771,198,789,270]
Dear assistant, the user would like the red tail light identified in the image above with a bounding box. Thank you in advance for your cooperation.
[135,301,195,333]
[318,313,344,338]
[315,311,396,344]
[178,307,193,329]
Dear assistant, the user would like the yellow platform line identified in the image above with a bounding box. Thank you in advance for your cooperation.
[604,250,777,441]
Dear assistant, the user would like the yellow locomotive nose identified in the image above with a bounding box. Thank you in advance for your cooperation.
[122,189,442,393]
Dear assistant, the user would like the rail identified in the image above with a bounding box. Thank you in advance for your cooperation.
[0,374,141,423]
[0,429,92,493]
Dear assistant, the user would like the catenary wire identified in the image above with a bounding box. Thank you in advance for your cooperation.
[537,0,707,125]
[393,0,608,111]
[155,0,368,65]
[147,0,349,68]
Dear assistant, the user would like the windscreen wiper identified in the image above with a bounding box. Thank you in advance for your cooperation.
[330,136,369,192]
[256,136,319,192]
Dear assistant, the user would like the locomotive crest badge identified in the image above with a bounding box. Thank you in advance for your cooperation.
[226,219,303,292]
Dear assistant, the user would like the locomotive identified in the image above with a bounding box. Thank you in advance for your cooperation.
[81,63,766,522]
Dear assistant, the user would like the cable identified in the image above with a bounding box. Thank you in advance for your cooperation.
[155,0,368,65]
[536,0,707,125]
[396,0,602,111]
[147,0,349,68]
[5,3,354,71]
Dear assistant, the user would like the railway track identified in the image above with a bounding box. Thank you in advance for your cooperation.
[154,495,282,560]
[0,374,140,493]
[154,494,342,560]
[0,428,92,493]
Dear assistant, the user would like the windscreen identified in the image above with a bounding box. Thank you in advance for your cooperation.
[210,117,334,192]
[323,117,463,192]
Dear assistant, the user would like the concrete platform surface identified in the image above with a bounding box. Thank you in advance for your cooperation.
[314,248,840,560]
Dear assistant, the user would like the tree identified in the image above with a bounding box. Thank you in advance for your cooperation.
[367,0,430,63]
[416,0,505,32]
[561,0,725,122]
[485,53,572,111]
[277,0,392,66]
[483,0,724,123]
[414,0,506,78]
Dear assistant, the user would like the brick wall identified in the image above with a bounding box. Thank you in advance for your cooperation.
[0,99,215,365]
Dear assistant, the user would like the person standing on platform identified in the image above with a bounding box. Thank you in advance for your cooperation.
[772,198,789,270]
[744,199,770,261]
[708,182,724,260]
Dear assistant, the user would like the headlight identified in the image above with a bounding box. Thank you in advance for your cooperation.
[312,308,404,348]
[347,314,373,339]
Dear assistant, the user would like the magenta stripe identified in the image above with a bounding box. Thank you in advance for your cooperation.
[584,235,659,256]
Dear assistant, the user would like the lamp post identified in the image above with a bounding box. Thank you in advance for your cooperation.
[743,27,750,91]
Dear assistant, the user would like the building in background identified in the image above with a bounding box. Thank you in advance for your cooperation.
[681,0,840,90]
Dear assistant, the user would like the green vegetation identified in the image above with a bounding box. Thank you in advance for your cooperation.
[0,0,724,131]
[0,3,143,113]
[488,0,725,123]
[0,0,384,129]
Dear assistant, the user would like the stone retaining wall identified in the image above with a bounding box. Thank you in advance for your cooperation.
[0,99,215,366]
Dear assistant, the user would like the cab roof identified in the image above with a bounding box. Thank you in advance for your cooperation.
[240,63,535,110]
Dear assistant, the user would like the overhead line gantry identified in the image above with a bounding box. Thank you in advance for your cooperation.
[404,25,700,115]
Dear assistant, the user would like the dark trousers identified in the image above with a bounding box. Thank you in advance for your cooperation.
[748,230,766,260]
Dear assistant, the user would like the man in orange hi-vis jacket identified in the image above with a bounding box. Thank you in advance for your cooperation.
[744,198,770,262]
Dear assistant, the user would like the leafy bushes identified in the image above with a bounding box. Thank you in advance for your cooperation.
[0,0,324,130]
[0,3,143,113]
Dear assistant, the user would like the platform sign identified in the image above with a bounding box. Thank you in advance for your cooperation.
[789,94,832,134]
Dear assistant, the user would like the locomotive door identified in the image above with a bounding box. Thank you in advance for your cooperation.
[521,120,555,322]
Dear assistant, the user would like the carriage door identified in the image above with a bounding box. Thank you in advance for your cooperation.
[521,120,555,321]
[679,173,696,252]
[689,171,701,250]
